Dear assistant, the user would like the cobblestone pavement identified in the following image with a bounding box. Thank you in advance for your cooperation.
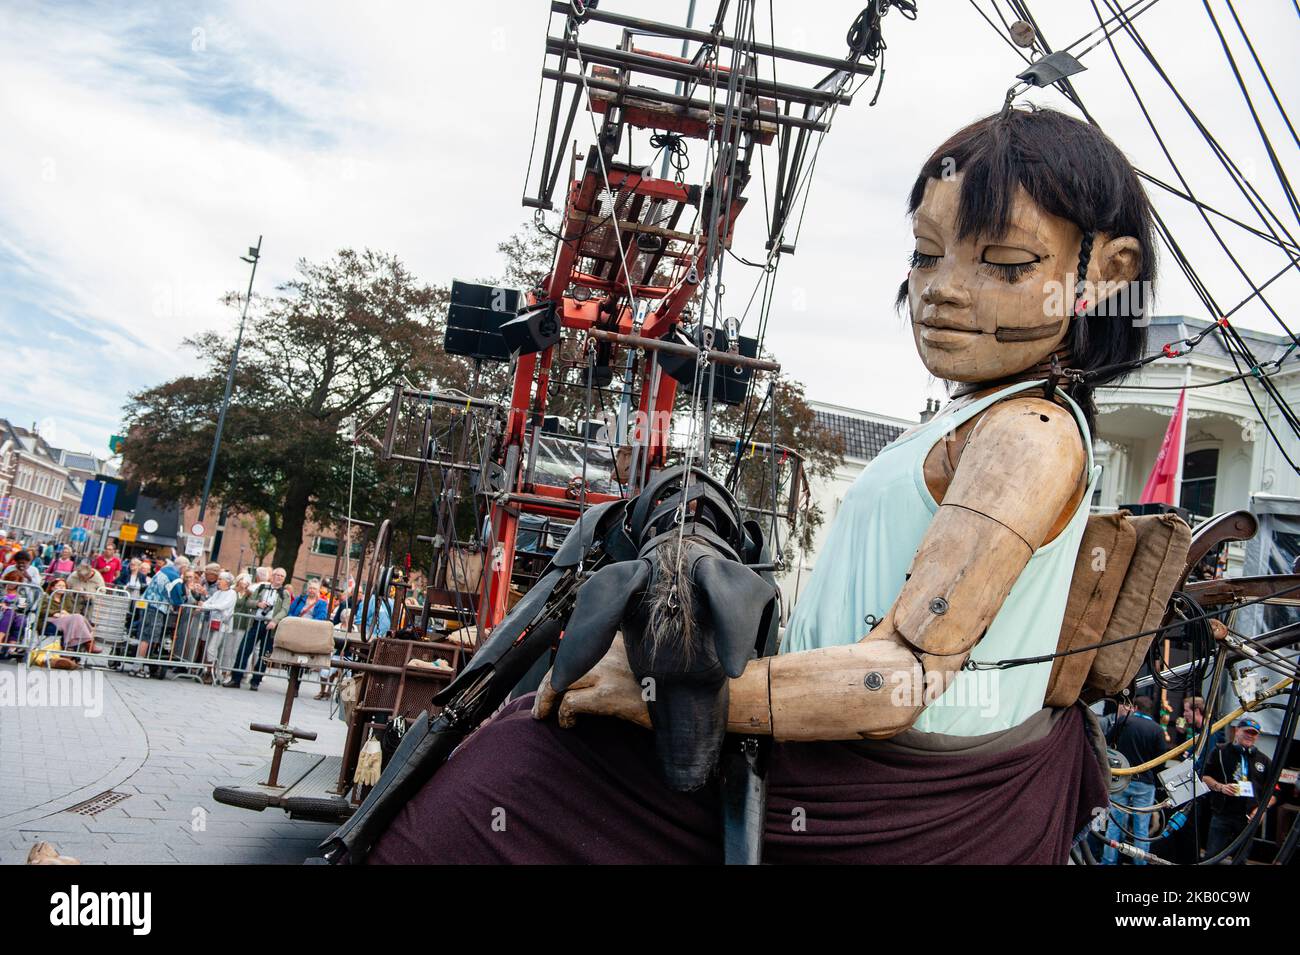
[0,659,348,864]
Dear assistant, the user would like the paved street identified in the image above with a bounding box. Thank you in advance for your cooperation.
[0,660,348,864]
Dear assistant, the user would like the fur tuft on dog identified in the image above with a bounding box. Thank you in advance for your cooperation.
[644,536,711,668]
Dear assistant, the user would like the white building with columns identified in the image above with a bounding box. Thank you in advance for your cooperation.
[1091,315,1299,523]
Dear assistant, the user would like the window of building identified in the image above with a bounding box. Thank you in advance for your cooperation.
[9,498,53,533]
[15,468,61,501]
[311,536,362,558]
[1180,448,1219,518]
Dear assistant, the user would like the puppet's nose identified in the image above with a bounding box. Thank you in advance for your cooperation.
[920,274,971,308]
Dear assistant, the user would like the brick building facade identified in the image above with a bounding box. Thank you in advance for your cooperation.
[0,418,81,545]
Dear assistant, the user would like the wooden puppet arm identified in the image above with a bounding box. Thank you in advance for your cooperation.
[727,396,1086,742]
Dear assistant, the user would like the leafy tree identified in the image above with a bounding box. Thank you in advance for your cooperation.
[123,249,451,571]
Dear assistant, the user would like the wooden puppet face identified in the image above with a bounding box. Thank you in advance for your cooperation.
[907,174,1081,383]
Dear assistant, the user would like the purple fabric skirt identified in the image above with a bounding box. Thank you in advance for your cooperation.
[369,696,1107,865]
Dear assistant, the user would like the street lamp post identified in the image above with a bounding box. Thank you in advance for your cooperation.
[198,237,263,544]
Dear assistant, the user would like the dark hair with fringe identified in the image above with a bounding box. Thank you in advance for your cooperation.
[900,107,1155,424]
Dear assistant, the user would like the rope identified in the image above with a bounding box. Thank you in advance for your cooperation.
[1201,0,1300,227]
[1221,0,1300,152]
[1093,0,1300,347]
[649,132,690,182]
[965,579,1300,671]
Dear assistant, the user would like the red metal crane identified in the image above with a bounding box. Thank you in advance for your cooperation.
[474,1,883,632]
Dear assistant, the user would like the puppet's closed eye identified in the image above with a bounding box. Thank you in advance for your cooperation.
[910,236,943,270]
[909,249,940,270]
[980,245,1041,283]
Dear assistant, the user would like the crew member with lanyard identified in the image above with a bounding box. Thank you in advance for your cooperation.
[1201,717,1278,860]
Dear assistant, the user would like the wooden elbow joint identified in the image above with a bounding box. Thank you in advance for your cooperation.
[895,397,1086,658]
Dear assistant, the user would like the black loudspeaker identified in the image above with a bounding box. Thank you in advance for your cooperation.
[499,301,561,356]
[659,324,757,406]
[444,280,521,362]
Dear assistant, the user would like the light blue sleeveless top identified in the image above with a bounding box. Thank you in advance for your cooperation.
[782,379,1099,736]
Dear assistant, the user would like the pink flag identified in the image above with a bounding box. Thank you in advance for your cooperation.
[1139,389,1187,505]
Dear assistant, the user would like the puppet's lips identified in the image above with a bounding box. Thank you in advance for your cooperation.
[918,323,981,348]
[918,311,981,332]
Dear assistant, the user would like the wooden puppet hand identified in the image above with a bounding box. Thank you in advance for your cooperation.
[532,634,651,730]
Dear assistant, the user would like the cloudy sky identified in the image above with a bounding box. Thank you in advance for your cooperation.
[2,0,1297,458]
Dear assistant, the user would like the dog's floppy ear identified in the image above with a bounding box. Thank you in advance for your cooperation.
[692,558,775,678]
[550,560,650,691]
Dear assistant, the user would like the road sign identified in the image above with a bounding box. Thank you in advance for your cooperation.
[109,435,125,455]
[70,527,89,543]
[118,523,138,543]
[190,522,205,537]
[78,479,118,518]
[184,535,204,557]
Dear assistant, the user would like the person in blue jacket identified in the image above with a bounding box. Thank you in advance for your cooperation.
[287,578,330,621]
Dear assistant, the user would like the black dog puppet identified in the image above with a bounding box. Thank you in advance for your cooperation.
[546,467,779,791]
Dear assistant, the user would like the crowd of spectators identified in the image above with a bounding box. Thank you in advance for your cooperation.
[0,538,356,687]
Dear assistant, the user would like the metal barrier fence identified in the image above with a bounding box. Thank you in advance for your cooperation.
[0,582,331,689]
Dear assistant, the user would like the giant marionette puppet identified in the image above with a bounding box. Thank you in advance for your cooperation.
[323,107,1189,865]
